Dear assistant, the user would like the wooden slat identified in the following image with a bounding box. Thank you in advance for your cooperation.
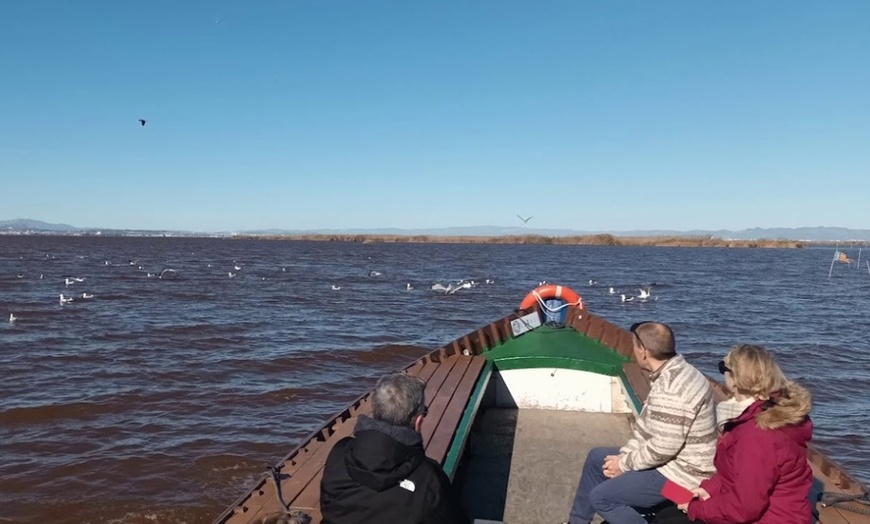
[599,323,621,350]
[407,358,440,383]
[489,322,500,347]
[290,468,326,510]
[818,505,858,524]
[615,329,635,358]
[421,355,460,411]
[237,479,288,524]
[585,314,606,342]
[425,356,487,464]
[277,417,361,510]
[420,356,472,444]
[622,362,651,404]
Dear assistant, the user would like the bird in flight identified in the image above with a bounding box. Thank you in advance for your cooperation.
[138,119,147,127]
[517,215,533,224]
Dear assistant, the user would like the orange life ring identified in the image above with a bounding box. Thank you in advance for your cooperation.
[519,284,583,311]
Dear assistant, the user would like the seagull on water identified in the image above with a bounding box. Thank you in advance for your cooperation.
[620,294,634,303]
[431,281,472,295]
[332,285,341,291]
[234,265,242,271]
[9,313,16,323]
[59,293,74,304]
[228,271,236,278]
[609,287,616,295]
[485,278,494,284]
[406,283,414,290]
[589,279,597,286]
[638,288,652,300]
[451,281,473,294]
[369,270,382,277]
[82,293,94,299]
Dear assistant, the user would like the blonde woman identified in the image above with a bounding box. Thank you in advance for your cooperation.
[657,344,814,524]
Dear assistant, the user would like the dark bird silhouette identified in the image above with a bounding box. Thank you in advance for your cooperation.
[517,215,533,224]
[138,119,147,127]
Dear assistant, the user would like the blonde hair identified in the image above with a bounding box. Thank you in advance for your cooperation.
[724,344,787,399]
[724,344,813,430]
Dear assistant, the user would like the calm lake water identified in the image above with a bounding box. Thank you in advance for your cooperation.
[1,237,868,523]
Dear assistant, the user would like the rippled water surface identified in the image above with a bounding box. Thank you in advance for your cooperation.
[1,237,868,523]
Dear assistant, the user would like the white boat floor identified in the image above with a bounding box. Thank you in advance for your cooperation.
[456,408,633,524]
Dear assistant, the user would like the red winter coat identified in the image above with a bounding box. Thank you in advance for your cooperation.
[687,384,814,524]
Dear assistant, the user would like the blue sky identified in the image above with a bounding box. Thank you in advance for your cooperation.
[1,1,867,232]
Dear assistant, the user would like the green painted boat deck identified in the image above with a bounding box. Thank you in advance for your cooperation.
[484,325,629,375]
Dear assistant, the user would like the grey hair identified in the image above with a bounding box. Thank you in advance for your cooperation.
[371,373,426,427]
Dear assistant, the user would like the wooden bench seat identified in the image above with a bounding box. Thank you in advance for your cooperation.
[221,352,488,524]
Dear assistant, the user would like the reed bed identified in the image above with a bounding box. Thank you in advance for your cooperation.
[240,234,804,248]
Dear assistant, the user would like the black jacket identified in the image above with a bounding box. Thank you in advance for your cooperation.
[320,415,467,524]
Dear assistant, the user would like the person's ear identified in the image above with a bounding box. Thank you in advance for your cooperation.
[413,414,424,433]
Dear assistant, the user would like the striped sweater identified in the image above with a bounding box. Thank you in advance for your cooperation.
[619,355,717,489]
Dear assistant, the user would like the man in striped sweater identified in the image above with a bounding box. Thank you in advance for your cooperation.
[567,321,717,524]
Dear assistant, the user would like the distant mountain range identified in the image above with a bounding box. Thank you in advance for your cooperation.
[1,219,869,241]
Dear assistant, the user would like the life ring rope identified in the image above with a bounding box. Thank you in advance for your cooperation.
[519,284,583,312]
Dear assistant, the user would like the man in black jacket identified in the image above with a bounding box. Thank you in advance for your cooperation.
[320,373,467,524]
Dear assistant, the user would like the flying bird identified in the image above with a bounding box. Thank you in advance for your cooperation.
[517,215,533,224]
[138,119,147,127]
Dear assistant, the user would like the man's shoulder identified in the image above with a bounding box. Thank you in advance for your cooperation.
[324,436,354,466]
[653,358,712,400]
[664,357,708,384]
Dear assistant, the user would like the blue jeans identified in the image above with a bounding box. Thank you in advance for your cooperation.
[569,446,668,524]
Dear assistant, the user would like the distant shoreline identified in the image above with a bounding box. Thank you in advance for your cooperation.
[238,233,806,248]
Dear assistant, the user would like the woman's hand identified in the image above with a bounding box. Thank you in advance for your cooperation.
[692,487,711,501]
[678,487,710,513]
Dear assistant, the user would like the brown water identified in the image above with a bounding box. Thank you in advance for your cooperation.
[1,237,868,523]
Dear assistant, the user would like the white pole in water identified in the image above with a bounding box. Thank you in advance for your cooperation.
[857,247,862,270]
